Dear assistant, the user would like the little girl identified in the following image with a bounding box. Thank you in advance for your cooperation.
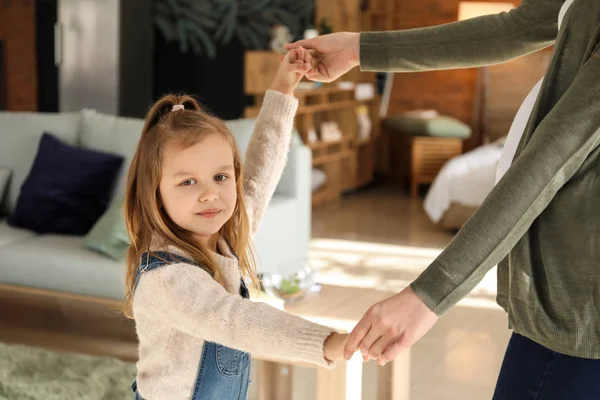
[123,47,348,400]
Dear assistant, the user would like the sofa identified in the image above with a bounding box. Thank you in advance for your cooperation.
[0,110,311,301]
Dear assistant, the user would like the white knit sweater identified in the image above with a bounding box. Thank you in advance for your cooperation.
[132,90,335,400]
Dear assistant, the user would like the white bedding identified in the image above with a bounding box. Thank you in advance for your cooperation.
[424,139,505,223]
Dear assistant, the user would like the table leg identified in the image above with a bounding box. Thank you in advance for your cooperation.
[256,360,293,400]
[316,352,363,400]
[377,348,411,400]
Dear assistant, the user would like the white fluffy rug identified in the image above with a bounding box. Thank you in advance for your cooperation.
[0,342,136,400]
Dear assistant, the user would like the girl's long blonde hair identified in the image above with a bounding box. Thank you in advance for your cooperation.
[123,94,257,317]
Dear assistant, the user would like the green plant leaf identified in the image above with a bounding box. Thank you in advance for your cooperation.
[214,2,232,41]
[193,8,222,20]
[246,19,270,37]
[155,0,315,57]
[186,0,212,13]
[236,25,251,49]
[154,16,178,42]
[279,276,301,294]
[182,20,217,58]
[244,0,275,14]
[188,31,202,54]
[222,0,238,44]
[259,9,278,25]
[155,2,173,15]
[164,0,182,15]
[212,0,233,14]
[187,13,219,30]
[273,8,300,35]
[244,24,266,49]
[189,24,217,58]
[188,1,221,19]
[177,21,189,52]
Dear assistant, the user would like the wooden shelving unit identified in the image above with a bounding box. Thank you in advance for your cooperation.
[360,0,395,31]
[244,54,380,207]
[243,0,391,207]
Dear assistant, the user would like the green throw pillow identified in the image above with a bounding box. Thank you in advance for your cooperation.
[386,115,472,139]
[84,197,129,260]
[0,167,11,205]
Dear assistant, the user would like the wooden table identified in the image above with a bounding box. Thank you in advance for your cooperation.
[252,285,411,400]
[0,283,411,400]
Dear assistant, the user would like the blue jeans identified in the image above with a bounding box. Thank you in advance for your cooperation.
[492,333,600,400]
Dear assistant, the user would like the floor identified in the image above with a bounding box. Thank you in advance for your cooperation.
[311,186,510,400]
[0,186,510,400]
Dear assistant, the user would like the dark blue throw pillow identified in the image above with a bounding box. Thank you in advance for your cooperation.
[8,132,124,235]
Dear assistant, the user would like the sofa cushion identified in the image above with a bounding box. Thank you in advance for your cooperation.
[0,219,37,249]
[8,133,124,235]
[0,235,125,299]
[0,168,10,206]
[84,196,129,260]
[0,111,80,215]
[79,110,144,202]
[385,115,472,139]
[252,195,307,275]
[225,118,256,156]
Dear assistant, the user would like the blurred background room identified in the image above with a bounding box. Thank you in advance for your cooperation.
[0,1,550,399]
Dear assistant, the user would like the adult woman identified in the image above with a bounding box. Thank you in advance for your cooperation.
[288,0,600,398]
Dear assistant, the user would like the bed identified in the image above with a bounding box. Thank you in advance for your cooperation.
[423,137,505,230]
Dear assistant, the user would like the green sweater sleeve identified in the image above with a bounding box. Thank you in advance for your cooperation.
[410,47,600,315]
[360,0,563,72]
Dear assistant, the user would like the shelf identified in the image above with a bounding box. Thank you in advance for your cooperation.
[244,98,378,118]
[313,153,342,166]
[308,137,353,150]
[312,187,340,207]
[244,56,381,207]
[356,138,373,146]
[308,140,342,150]
[297,99,373,115]
[295,87,354,96]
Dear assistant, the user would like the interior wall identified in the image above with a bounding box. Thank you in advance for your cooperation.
[0,0,37,111]
[486,50,551,142]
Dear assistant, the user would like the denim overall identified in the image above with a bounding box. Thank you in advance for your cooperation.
[131,251,251,400]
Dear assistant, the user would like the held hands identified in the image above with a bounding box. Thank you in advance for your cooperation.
[324,332,350,362]
[323,287,438,365]
[270,46,318,95]
[344,286,439,366]
[271,31,362,93]
[284,32,360,83]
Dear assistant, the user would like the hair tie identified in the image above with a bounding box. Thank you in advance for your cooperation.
[172,104,185,112]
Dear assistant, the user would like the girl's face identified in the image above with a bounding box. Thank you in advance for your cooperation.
[159,133,237,246]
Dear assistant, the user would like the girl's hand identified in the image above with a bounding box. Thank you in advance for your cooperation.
[324,332,350,362]
[270,46,315,95]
